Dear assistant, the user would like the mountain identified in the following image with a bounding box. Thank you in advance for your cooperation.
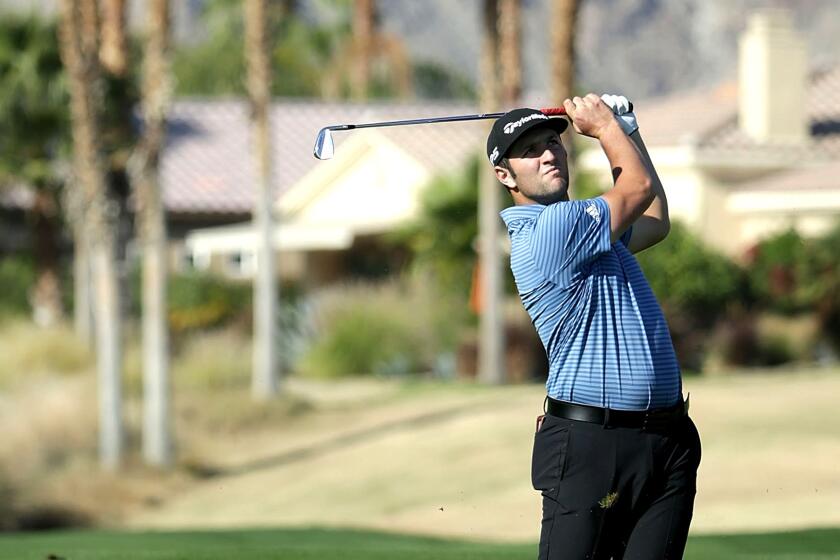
[3,0,837,99]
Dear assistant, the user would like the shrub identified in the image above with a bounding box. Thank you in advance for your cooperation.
[128,268,252,334]
[744,228,807,313]
[799,222,840,354]
[636,222,745,325]
[396,158,480,303]
[296,279,462,379]
[0,320,92,386]
[0,255,36,318]
[172,328,252,390]
[167,272,251,333]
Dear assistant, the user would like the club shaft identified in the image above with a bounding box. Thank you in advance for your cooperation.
[331,107,568,132]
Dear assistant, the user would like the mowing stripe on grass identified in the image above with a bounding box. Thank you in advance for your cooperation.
[0,527,838,559]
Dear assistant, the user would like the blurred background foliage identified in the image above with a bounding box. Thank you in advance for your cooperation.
[0,3,836,385]
[172,0,472,99]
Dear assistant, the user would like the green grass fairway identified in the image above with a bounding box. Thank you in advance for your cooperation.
[1,527,839,560]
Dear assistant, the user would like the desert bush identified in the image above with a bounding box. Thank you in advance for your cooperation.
[0,320,92,386]
[0,255,36,318]
[744,228,807,313]
[128,269,252,334]
[295,278,464,379]
[634,222,746,370]
[172,328,252,390]
[396,158,481,303]
[636,222,745,324]
[167,272,251,333]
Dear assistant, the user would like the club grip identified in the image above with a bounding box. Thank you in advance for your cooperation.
[540,107,567,116]
[540,102,634,116]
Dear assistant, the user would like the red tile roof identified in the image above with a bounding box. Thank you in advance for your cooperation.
[162,99,483,215]
[636,65,840,159]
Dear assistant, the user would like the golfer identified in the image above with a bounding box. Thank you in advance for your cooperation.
[488,94,701,559]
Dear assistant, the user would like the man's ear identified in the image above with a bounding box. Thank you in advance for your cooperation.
[494,166,517,191]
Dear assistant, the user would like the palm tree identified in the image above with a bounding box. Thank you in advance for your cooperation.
[549,0,579,189]
[479,0,499,110]
[476,0,505,385]
[130,0,173,466]
[498,0,522,105]
[351,0,374,100]
[0,16,69,328]
[245,0,279,399]
[58,0,124,469]
[322,0,410,100]
[99,0,128,76]
[550,0,578,105]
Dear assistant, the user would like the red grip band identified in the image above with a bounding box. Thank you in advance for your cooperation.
[540,107,567,116]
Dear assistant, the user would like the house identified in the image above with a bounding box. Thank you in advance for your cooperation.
[579,9,840,256]
[164,100,486,283]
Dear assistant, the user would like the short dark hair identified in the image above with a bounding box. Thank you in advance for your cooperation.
[497,157,517,179]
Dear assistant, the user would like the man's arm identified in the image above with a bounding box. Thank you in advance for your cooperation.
[598,94,670,253]
[564,95,654,243]
[625,130,670,254]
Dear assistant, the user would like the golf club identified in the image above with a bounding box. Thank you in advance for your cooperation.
[313,107,572,160]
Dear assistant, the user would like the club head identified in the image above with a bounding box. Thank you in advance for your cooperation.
[313,127,334,160]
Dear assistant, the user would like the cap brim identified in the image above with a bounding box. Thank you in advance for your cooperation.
[497,117,569,162]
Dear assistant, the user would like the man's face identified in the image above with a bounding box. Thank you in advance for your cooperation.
[495,127,569,205]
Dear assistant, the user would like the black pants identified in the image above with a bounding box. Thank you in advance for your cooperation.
[532,412,701,559]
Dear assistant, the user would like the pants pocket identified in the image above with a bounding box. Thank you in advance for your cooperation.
[531,415,570,493]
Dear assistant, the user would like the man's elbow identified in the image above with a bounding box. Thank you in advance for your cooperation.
[657,219,671,242]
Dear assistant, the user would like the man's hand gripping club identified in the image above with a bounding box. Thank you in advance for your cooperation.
[563,93,653,243]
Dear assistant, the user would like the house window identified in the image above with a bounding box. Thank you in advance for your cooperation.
[185,250,210,271]
[226,251,255,277]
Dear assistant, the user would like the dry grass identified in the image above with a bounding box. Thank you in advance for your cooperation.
[0,320,92,387]
[127,369,840,542]
[2,318,838,541]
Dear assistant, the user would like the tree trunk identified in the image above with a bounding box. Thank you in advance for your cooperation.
[131,0,173,467]
[498,0,522,105]
[99,0,128,76]
[549,0,579,190]
[29,189,64,327]
[479,0,499,110]
[245,0,279,399]
[59,0,123,470]
[477,0,505,385]
[351,0,374,100]
[73,219,93,345]
[550,0,578,105]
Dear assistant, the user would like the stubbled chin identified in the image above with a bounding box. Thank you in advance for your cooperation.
[531,187,567,206]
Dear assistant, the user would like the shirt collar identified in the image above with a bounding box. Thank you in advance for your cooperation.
[500,203,545,227]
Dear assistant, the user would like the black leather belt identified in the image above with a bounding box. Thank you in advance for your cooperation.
[545,396,688,431]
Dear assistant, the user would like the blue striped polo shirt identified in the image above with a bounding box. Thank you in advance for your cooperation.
[500,197,681,410]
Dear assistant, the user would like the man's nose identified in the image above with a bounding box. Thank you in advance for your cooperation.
[541,146,557,163]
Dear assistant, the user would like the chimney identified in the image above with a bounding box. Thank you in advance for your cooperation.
[738,10,808,144]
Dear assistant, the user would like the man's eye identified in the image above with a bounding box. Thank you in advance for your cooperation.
[547,138,559,145]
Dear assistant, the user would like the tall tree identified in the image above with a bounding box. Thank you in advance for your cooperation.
[350,0,374,100]
[58,0,124,469]
[476,0,505,385]
[550,0,579,189]
[245,0,279,399]
[99,0,128,76]
[0,16,69,328]
[322,0,410,100]
[498,0,522,105]
[130,0,173,466]
[550,0,578,105]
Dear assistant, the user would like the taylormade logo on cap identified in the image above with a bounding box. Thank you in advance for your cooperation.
[487,107,568,167]
[503,113,549,134]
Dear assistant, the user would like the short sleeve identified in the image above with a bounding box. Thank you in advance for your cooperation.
[530,197,612,284]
